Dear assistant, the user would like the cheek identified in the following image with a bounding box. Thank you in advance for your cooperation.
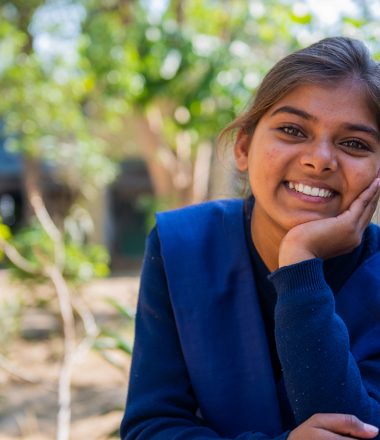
[248,146,290,196]
[353,169,367,183]
[344,168,376,206]
[263,147,282,164]
[249,147,284,178]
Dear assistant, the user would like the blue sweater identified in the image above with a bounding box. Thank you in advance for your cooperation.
[120,199,380,440]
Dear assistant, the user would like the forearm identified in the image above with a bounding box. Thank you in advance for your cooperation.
[270,259,380,429]
[124,417,291,440]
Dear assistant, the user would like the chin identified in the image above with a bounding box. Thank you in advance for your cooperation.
[279,212,332,230]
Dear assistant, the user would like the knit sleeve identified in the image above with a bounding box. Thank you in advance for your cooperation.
[269,259,380,436]
[120,227,291,440]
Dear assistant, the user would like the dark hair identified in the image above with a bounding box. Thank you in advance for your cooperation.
[218,37,380,155]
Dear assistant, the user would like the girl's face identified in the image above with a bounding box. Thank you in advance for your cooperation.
[235,80,380,231]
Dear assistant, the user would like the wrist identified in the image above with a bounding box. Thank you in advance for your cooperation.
[278,244,317,268]
[268,258,328,299]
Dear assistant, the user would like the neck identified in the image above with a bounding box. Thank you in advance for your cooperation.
[250,201,288,273]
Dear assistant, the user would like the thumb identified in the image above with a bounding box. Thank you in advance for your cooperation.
[312,414,379,438]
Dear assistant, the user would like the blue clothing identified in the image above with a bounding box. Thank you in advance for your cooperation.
[120,199,380,440]
[243,196,380,386]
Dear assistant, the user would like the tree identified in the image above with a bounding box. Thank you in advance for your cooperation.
[1,1,380,439]
[0,2,116,439]
[77,0,380,209]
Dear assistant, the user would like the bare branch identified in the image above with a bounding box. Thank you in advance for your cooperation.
[0,353,57,392]
[29,194,66,271]
[31,234,76,440]
[71,291,99,364]
[0,237,41,275]
[46,265,76,440]
[24,159,65,271]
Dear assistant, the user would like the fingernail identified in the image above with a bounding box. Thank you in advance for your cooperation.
[364,423,379,434]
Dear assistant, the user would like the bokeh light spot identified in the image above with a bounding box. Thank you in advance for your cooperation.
[174,107,191,124]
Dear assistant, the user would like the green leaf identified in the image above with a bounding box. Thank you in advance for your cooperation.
[0,224,11,240]
[105,298,136,320]
[290,13,311,24]
[100,327,133,355]
[342,17,367,27]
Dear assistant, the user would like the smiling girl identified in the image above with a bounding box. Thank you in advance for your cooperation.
[120,37,380,440]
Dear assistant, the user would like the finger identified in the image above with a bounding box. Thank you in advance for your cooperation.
[311,414,379,438]
[358,179,380,228]
[342,178,380,223]
[354,178,380,212]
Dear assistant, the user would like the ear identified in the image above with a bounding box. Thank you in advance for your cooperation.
[234,128,249,171]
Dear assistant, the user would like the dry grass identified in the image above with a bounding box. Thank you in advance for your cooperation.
[0,272,140,440]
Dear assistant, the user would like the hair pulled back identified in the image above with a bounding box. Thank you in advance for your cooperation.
[218,37,380,153]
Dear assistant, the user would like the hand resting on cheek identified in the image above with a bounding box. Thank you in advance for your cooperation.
[279,176,380,268]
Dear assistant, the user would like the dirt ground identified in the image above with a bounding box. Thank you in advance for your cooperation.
[0,271,140,440]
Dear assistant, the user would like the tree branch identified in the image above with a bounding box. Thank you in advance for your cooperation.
[0,237,41,275]
[0,353,57,392]
[70,290,99,364]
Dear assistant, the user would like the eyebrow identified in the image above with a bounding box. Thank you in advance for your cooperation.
[271,106,380,142]
[339,122,379,142]
[271,106,318,122]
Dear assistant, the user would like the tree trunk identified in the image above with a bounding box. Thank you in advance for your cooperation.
[135,116,176,197]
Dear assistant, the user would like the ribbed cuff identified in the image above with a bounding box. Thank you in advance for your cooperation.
[268,258,330,299]
[249,430,292,440]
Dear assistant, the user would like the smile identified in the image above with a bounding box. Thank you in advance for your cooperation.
[285,181,335,198]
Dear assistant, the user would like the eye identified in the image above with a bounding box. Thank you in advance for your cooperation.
[280,126,304,137]
[341,139,370,151]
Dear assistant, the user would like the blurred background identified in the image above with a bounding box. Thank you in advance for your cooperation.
[0,0,379,439]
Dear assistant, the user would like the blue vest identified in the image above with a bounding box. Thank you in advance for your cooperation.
[156,199,380,438]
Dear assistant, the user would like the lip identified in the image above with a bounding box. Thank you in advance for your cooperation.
[283,182,338,204]
[286,180,338,193]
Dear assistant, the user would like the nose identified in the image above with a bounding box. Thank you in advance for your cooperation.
[299,140,338,173]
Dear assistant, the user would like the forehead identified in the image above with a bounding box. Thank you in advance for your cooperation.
[267,81,376,126]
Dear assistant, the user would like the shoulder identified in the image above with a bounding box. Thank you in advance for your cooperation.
[154,199,249,280]
[155,198,244,223]
[155,198,245,245]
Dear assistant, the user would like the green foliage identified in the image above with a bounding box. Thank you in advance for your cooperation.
[0,223,11,240]
[72,0,380,175]
[105,298,136,321]
[0,297,21,348]
[65,240,110,282]
[2,0,380,196]
[2,0,379,202]
[79,0,299,151]
[0,221,12,262]
[342,17,367,28]
[1,0,379,299]
[93,298,135,369]
[6,219,110,285]
[0,1,119,194]
[94,327,133,355]
[136,194,175,232]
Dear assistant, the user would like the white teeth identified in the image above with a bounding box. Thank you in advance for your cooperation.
[310,187,319,196]
[287,181,334,198]
[303,185,311,195]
